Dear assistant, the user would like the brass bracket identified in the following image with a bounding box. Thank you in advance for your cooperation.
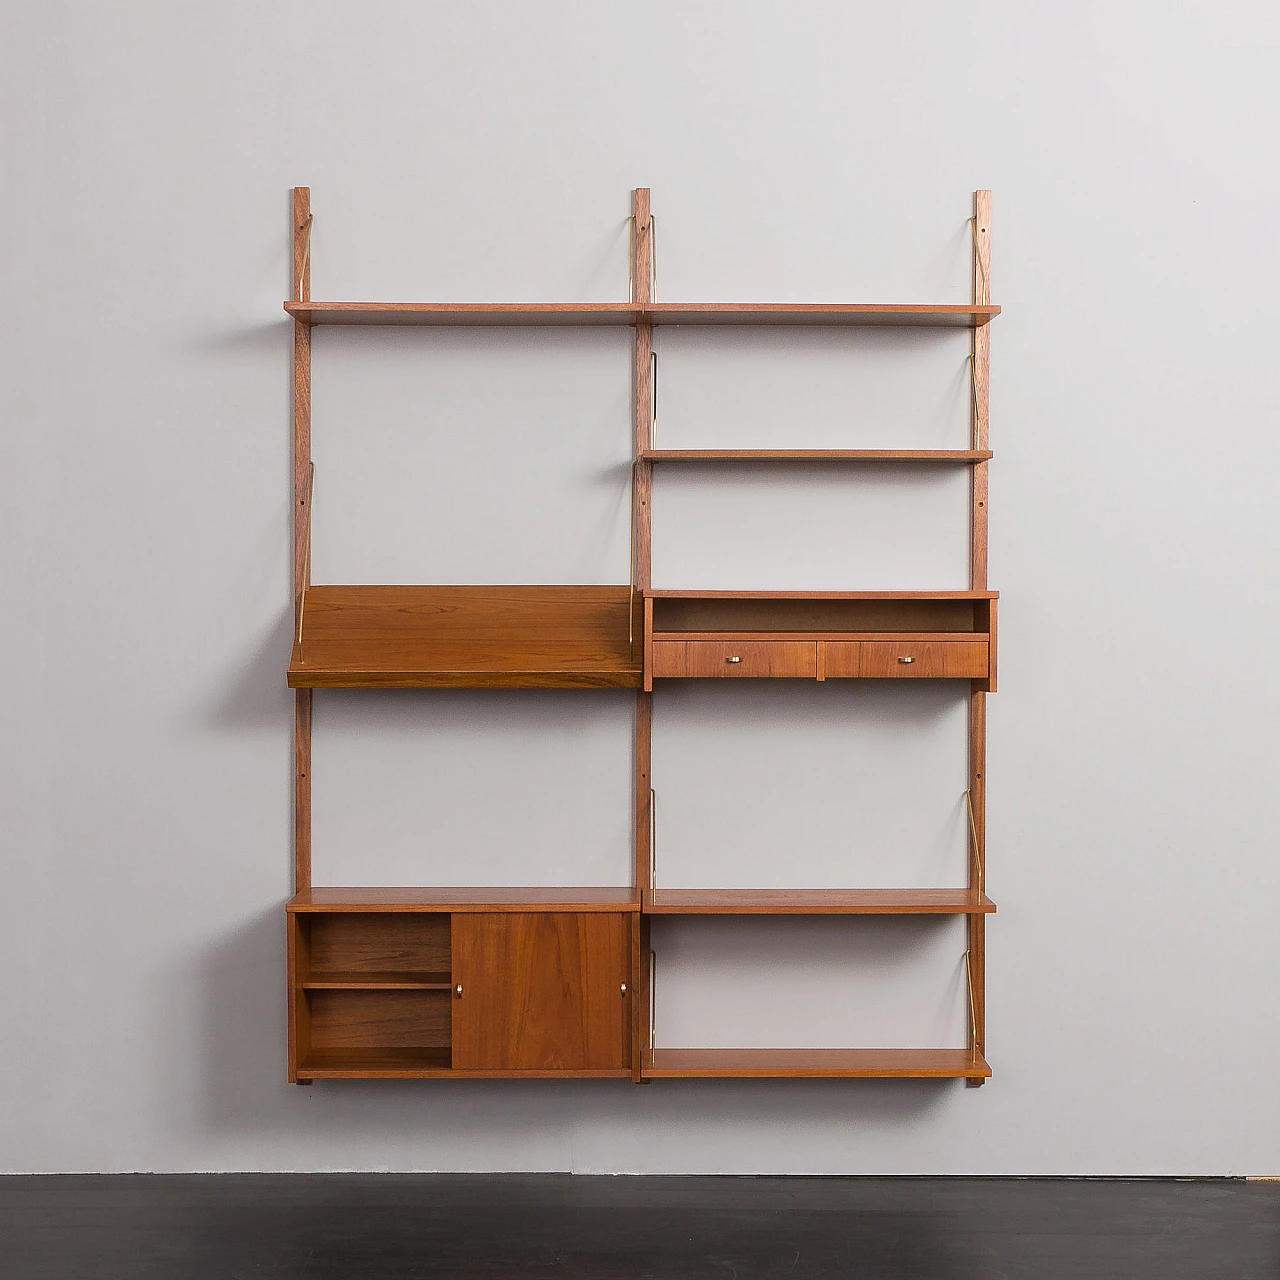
[296,461,315,659]
[965,788,985,896]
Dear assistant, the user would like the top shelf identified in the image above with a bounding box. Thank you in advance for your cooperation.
[284,302,1000,329]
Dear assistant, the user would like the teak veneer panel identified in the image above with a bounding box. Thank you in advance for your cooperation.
[821,641,861,677]
[288,887,641,913]
[295,1050,628,1080]
[304,913,451,974]
[642,304,999,327]
[649,637,990,680]
[289,586,642,688]
[643,1048,991,1078]
[645,889,996,914]
[645,590,998,599]
[452,913,630,1071]
[643,450,994,462]
[860,641,988,679]
[651,640,817,678]
[285,302,1000,329]
[653,631,984,643]
[286,302,642,326]
[307,989,451,1052]
[302,971,453,990]
[652,598,987,634]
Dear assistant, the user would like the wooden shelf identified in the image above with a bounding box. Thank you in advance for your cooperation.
[643,450,993,462]
[285,302,999,328]
[288,887,642,913]
[645,589,998,600]
[296,1050,632,1080]
[651,630,986,642]
[643,1048,991,1079]
[645,304,999,327]
[286,302,641,326]
[301,971,452,989]
[297,1048,453,1076]
[645,889,995,915]
[287,585,642,689]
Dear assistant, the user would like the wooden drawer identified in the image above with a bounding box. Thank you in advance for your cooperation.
[651,640,817,678]
[859,641,988,679]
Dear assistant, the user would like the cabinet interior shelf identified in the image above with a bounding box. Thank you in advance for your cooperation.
[642,450,993,463]
[288,886,642,913]
[295,1050,632,1080]
[288,586,642,689]
[643,1048,991,1079]
[285,301,1000,328]
[645,889,995,915]
[301,971,452,990]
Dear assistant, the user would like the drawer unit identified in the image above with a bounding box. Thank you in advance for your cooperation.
[651,640,818,678]
[859,640,988,678]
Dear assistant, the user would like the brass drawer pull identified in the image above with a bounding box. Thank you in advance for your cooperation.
[621,983,628,996]
[726,656,742,664]
[897,656,915,664]
[455,984,463,998]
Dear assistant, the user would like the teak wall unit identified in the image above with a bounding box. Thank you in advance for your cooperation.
[285,187,999,1084]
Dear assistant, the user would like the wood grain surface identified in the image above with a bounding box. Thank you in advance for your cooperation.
[643,449,993,462]
[288,585,642,688]
[643,1048,991,1078]
[859,641,989,679]
[305,912,451,973]
[452,913,630,1071]
[651,639,818,678]
[288,887,641,913]
[285,302,1000,328]
[307,989,451,1052]
[645,889,996,914]
[652,598,985,634]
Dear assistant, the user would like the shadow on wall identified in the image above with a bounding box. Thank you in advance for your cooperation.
[195,906,960,1162]
[204,602,294,733]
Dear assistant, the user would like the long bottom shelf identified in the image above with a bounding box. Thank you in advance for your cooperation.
[296,1048,988,1079]
[643,1048,990,1079]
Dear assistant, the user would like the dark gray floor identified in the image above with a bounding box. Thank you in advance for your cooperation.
[2,1174,1277,1279]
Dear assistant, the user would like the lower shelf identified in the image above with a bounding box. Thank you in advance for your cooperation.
[296,1050,631,1081]
[642,1048,990,1079]
[295,1048,987,1080]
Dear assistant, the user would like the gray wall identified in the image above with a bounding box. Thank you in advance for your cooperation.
[4,0,1278,1174]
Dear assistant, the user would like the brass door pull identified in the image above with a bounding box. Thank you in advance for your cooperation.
[620,983,628,996]
[726,656,742,664]
[454,984,463,998]
[897,656,915,664]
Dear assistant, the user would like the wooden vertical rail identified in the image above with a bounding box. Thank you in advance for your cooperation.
[970,190,991,588]
[967,189,991,1085]
[636,693,653,905]
[967,692,987,1083]
[293,187,313,896]
[633,188,653,585]
[632,188,655,1078]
